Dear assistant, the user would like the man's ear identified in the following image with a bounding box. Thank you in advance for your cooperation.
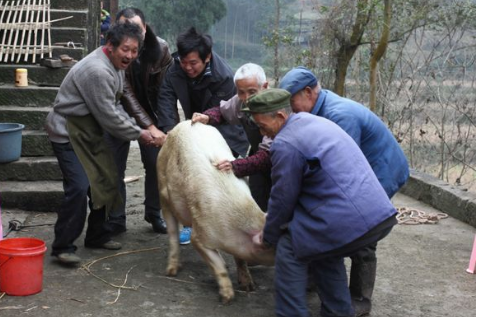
[205,53,212,63]
[262,81,269,89]
[277,110,289,121]
[304,86,314,98]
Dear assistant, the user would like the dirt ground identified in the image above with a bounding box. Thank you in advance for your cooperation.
[0,142,475,317]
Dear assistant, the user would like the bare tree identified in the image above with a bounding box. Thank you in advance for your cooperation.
[369,0,391,112]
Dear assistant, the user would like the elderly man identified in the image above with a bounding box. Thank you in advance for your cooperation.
[248,89,397,317]
[45,23,153,265]
[279,67,409,316]
[191,63,272,212]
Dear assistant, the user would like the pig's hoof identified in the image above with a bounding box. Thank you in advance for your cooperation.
[219,289,234,305]
[239,282,255,292]
[166,265,179,276]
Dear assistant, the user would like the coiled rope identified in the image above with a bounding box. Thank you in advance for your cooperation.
[396,207,448,225]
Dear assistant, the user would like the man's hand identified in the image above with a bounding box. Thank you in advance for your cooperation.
[213,159,233,172]
[191,112,209,124]
[138,129,154,144]
[147,125,167,147]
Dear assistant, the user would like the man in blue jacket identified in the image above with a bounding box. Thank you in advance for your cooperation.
[279,67,409,316]
[247,89,397,317]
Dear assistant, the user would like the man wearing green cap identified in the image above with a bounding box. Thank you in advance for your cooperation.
[279,66,409,316]
[248,89,397,317]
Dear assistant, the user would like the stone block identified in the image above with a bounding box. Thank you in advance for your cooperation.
[22,130,54,156]
[0,65,69,87]
[401,169,476,226]
[0,181,63,212]
[51,0,88,10]
[0,106,50,130]
[0,157,61,181]
[50,10,88,28]
[0,86,57,106]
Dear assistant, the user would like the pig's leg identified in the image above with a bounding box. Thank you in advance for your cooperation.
[234,257,255,292]
[192,238,235,304]
[160,190,181,276]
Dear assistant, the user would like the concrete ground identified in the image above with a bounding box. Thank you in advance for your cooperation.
[0,143,475,317]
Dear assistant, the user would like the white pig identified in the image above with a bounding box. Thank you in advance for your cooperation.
[157,120,275,304]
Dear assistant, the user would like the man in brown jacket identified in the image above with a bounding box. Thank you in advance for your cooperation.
[105,8,173,234]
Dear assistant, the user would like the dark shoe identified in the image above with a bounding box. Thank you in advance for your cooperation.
[56,253,81,265]
[352,298,372,316]
[85,240,122,250]
[144,214,167,234]
[109,223,127,236]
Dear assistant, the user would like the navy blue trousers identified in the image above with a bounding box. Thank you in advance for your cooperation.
[275,223,393,317]
[50,142,112,255]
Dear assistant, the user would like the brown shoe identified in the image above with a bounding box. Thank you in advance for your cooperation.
[56,253,81,265]
[85,240,122,250]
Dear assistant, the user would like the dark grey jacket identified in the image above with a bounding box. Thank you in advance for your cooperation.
[156,51,249,156]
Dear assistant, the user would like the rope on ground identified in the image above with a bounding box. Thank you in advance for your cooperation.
[80,247,161,293]
[396,207,448,225]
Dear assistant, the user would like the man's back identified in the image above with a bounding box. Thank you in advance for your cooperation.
[265,112,396,259]
[315,89,409,197]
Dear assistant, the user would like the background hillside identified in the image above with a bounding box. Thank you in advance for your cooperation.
[119,0,476,193]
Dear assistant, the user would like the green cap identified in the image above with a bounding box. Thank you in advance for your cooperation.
[242,88,291,113]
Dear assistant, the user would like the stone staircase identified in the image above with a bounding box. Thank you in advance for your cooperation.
[0,0,99,212]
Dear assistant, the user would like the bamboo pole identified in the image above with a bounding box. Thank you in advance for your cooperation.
[0,1,5,58]
[0,1,14,62]
[32,0,41,63]
[39,0,45,59]
[4,0,20,61]
[16,0,30,62]
[46,0,51,58]
[23,0,34,61]
[10,0,26,61]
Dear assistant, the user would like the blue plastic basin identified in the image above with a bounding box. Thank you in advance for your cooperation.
[0,123,25,163]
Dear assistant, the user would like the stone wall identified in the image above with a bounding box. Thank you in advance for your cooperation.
[400,169,476,227]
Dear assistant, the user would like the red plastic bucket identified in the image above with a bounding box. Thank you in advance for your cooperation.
[0,237,47,296]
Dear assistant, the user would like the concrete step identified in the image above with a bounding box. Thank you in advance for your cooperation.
[0,85,57,106]
[22,130,54,156]
[4,47,86,66]
[0,64,70,87]
[0,156,61,181]
[0,180,63,212]
[0,106,50,130]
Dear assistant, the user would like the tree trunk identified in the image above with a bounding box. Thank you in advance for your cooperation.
[332,0,372,96]
[334,45,359,96]
[273,0,280,85]
[369,0,392,113]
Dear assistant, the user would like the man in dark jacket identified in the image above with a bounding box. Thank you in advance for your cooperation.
[105,8,173,234]
[156,27,249,244]
[248,89,397,317]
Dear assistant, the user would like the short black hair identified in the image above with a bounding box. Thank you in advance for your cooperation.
[115,7,145,25]
[106,22,143,48]
[176,27,212,62]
